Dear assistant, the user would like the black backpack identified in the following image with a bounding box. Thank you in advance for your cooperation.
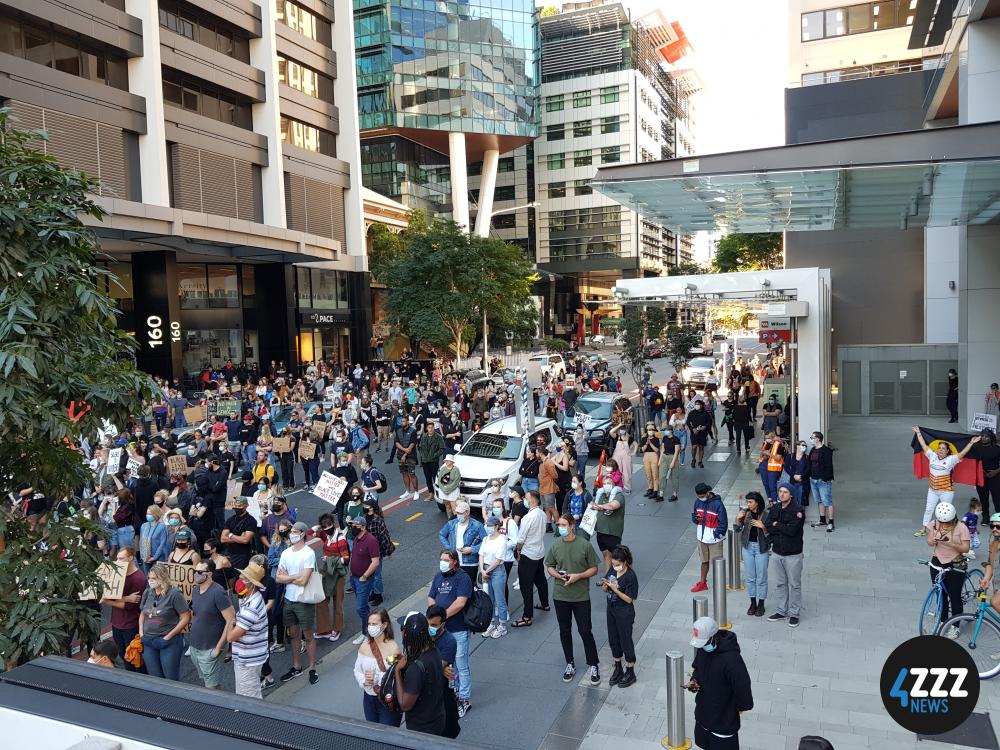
[462,588,493,633]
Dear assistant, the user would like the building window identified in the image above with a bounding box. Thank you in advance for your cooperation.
[573,120,592,138]
[574,180,593,196]
[280,116,337,156]
[498,157,515,172]
[492,213,516,229]
[824,8,846,36]
[600,86,620,104]
[162,69,253,128]
[546,123,565,141]
[548,181,566,199]
[276,0,331,45]
[159,0,250,62]
[0,18,129,90]
[278,55,333,100]
[601,116,621,134]
[495,185,516,201]
[310,269,338,309]
[573,90,591,108]
[848,3,873,33]
[544,94,564,112]
[546,153,565,170]
[873,1,898,29]
[801,10,824,40]
[574,150,592,167]
[802,2,909,41]
[296,267,311,307]
[207,265,239,308]
[601,146,621,164]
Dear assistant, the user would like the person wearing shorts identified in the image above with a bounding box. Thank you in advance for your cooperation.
[276,522,319,685]
[690,482,727,593]
[395,418,419,500]
[593,477,626,572]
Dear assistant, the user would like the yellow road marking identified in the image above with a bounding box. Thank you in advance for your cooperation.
[405,512,422,522]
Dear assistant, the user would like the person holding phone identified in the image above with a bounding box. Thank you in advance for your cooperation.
[688,616,753,750]
[734,492,770,617]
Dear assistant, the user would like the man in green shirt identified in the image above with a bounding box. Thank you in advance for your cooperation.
[545,513,601,685]
[593,477,626,573]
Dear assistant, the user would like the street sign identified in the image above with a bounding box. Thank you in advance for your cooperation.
[759,330,790,343]
[759,318,790,331]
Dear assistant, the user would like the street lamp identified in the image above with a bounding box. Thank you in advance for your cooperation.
[480,201,539,368]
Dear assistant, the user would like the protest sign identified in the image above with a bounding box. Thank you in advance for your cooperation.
[107,447,123,470]
[314,471,347,508]
[224,480,241,510]
[183,405,207,424]
[166,455,189,476]
[972,413,998,433]
[125,456,144,474]
[80,560,129,601]
[209,398,240,419]
[164,562,197,602]
[299,440,317,461]
[272,436,291,453]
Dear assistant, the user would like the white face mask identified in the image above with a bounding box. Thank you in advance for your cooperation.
[612,563,624,573]
[289,532,303,544]
[87,657,97,664]
[367,624,384,638]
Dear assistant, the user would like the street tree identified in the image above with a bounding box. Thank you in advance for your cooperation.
[663,324,703,374]
[667,260,706,276]
[646,306,668,341]
[0,110,156,666]
[709,303,755,335]
[711,233,783,273]
[367,209,430,284]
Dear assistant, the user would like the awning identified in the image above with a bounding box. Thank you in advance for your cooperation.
[593,121,1000,233]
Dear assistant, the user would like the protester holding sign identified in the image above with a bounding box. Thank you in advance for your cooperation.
[139,562,192,681]
[101,547,147,672]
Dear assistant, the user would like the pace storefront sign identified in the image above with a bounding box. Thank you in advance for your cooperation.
[301,311,352,326]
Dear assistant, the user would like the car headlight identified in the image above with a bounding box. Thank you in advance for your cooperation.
[590,429,605,438]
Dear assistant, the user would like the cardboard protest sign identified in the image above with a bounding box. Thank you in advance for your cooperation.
[164,562,197,602]
[314,471,347,508]
[299,440,317,461]
[166,455,190,476]
[210,398,240,419]
[183,405,207,424]
[107,447,123,470]
[272,436,291,453]
[80,560,130,601]
[224,479,241,510]
[125,456,144,474]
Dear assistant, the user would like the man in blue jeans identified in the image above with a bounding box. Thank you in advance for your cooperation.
[428,549,473,717]
[348,516,381,646]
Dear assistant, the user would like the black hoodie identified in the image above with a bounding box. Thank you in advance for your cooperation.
[692,629,753,735]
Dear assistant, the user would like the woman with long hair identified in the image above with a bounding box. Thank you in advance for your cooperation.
[353,607,402,726]
[139,562,192,680]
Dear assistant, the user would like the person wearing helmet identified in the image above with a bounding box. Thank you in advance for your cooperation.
[925,501,971,638]
[912,426,981,537]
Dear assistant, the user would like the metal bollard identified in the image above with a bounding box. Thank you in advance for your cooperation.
[726,530,736,583]
[727,530,744,592]
[661,651,691,750]
[692,596,708,660]
[712,557,731,629]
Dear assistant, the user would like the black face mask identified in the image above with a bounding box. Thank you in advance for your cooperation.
[271,503,284,513]
[175,541,189,549]
[203,550,212,557]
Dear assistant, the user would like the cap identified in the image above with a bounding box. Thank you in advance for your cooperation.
[401,611,429,639]
[176,529,192,540]
[351,515,368,527]
[292,521,309,533]
[690,616,720,649]
[777,482,795,496]
[233,496,248,507]
[485,516,500,527]
[694,482,712,495]
[444,454,455,462]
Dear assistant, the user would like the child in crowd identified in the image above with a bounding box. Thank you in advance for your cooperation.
[963,498,982,559]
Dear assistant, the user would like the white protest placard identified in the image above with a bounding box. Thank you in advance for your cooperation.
[246,495,263,525]
[972,413,998,433]
[325,386,337,401]
[107,447,123,470]
[125,456,143,474]
[314,471,347,508]
[579,506,598,537]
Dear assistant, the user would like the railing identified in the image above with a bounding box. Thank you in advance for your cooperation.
[792,55,948,87]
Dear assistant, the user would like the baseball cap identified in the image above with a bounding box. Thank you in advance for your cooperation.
[351,515,368,527]
[233,496,248,507]
[444,454,455,462]
[292,521,309,534]
[690,616,719,649]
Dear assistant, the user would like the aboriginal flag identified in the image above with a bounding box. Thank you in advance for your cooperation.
[911,427,984,487]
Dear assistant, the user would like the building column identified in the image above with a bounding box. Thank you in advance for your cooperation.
[959,226,1000,427]
[131,251,182,381]
[256,264,298,372]
[250,0,286,226]
[473,148,500,237]
[333,0,365,258]
[924,226,960,343]
[347,272,374,365]
[449,132,470,230]
[125,0,169,205]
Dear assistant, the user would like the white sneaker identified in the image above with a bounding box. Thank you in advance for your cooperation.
[944,626,959,640]
[328,630,341,642]
[184,647,192,657]
[968,550,977,560]
[352,633,366,645]
[491,624,507,638]
[512,578,521,591]
[482,623,497,638]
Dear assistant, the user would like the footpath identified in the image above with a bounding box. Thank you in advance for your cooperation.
[576,414,1000,750]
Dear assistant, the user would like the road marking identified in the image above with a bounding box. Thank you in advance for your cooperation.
[405,512,422,522]
[392,541,401,547]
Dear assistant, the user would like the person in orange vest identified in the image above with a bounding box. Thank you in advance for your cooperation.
[757,432,787,504]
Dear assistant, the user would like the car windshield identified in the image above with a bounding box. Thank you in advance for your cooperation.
[571,400,612,419]
[461,433,524,460]
[689,358,714,369]
[528,356,547,363]
[274,406,294,424]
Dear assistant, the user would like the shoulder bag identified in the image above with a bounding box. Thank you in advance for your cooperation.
[300,563,326,604]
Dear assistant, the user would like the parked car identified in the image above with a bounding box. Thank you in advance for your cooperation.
[681,356,717,387]
[560,392,634,453]
[443,416,561,512]
[645,342,665,359]
[527,353,566,379]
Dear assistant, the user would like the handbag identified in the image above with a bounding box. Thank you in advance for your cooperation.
[300,564,326,604]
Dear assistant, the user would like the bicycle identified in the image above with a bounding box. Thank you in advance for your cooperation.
[941,592,1000,679]
[917,559,984,635]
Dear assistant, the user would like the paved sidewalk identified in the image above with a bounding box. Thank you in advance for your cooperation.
[578,414,1000,750]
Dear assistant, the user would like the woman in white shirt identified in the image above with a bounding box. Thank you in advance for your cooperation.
[352,607,401,726]
[479,516,511,639]
[488,496,519,604]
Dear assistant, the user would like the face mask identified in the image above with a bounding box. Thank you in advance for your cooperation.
[439,560,451,573]
[702,643,717,653]
[457,513,467,522]
[194,571,209,584]
[148,578,160,589]
[187,448,196,457]
[493,507,504,517]
[289,532,303,544]
[258,484,267,493]
[602,483,614,492]
[647,429,654,434]
[271,503,285,513]
[168,518,180,526]
[808,438,816,447]
[367,624,384,638]
[87,657,98,665]
[613,563,624,573]
[234,579,251,597]
[350,496,361,505]
[557,526,570,537]
[146,514,155,523]
[428,625,440,637]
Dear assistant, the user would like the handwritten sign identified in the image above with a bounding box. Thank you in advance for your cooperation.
[272,436,291,453]
[167,454,190,476]
[107,447,123,470]
[299,440,317,461]
[325,386,337,401]
[314,471,347,508]
[972,413,998,433]
[125,456,144,474]
[183,405,207,424]
[224,480,241,510]
[80,560,129,601]
[209,398,241,419]
[579,506,598,537]
[164,562,197,602]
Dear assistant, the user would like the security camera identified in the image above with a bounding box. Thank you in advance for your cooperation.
[684,283,697,292]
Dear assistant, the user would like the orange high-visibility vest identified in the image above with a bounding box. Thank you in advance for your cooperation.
[766,441,783,472]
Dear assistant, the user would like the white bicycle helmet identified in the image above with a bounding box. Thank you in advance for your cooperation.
[934,501,957,523]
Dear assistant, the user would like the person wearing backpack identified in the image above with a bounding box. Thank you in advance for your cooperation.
[427,550,474,718]
[348,418,370,475]
[360,455,387,500]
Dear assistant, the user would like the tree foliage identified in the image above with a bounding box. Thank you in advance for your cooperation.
[709,304,755,335]
[711,233,783,273]
[367,209,430,284]
[663,324,703,374]
[667,260,706,276]
[645,306,668,341]
[619,309,650,392]
[380,217,536,367]
[0,109,156,667]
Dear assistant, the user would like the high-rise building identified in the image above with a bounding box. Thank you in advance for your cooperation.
[0,0,368,379]
[353,0,539,233]
[533,1,698,338]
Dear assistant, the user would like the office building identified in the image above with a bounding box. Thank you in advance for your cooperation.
[534,2,698,338]
[594,0,1000,424]
[0,0,368,380]
[353,0,539,232]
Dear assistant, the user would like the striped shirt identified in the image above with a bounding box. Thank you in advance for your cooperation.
[926,449,959,492]
[232,591,269,666]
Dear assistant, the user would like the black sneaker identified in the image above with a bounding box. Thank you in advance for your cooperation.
[588,665,600,685]
[562,662,576,682]
[308,669,319,684]
[280,667,303,682]
[811,519,826,528]
[618,668,637,688]
[668,495,678,503]
[654,493,665,503]
[788,616,800,628]
[766,612,786,623]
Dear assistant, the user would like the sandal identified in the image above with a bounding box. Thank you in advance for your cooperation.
[534,604,550,612]
[511,618,533,628]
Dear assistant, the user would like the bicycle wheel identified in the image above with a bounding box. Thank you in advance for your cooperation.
[941,613,1000,680]
[963,569,984,606]
[919,587,942,635]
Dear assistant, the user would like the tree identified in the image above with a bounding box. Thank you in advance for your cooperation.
[619,310,650,399]
[0,109,156,666]
[663,324,703,374]
[709,303,755,335]
[367,208,429,284]
[711,233,783,273]
[380,218,536,367]
[667,260,706,276]
[645,306,668,341]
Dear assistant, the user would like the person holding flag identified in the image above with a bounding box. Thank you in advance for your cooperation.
[912,426,981,537]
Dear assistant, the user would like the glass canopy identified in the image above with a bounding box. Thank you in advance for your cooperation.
[593,160,1000,233]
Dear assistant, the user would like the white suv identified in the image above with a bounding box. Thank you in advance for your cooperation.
[527,353,566,379]
[441,416,561,512]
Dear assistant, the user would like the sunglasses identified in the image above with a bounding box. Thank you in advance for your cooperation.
[991,524,1000,530]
